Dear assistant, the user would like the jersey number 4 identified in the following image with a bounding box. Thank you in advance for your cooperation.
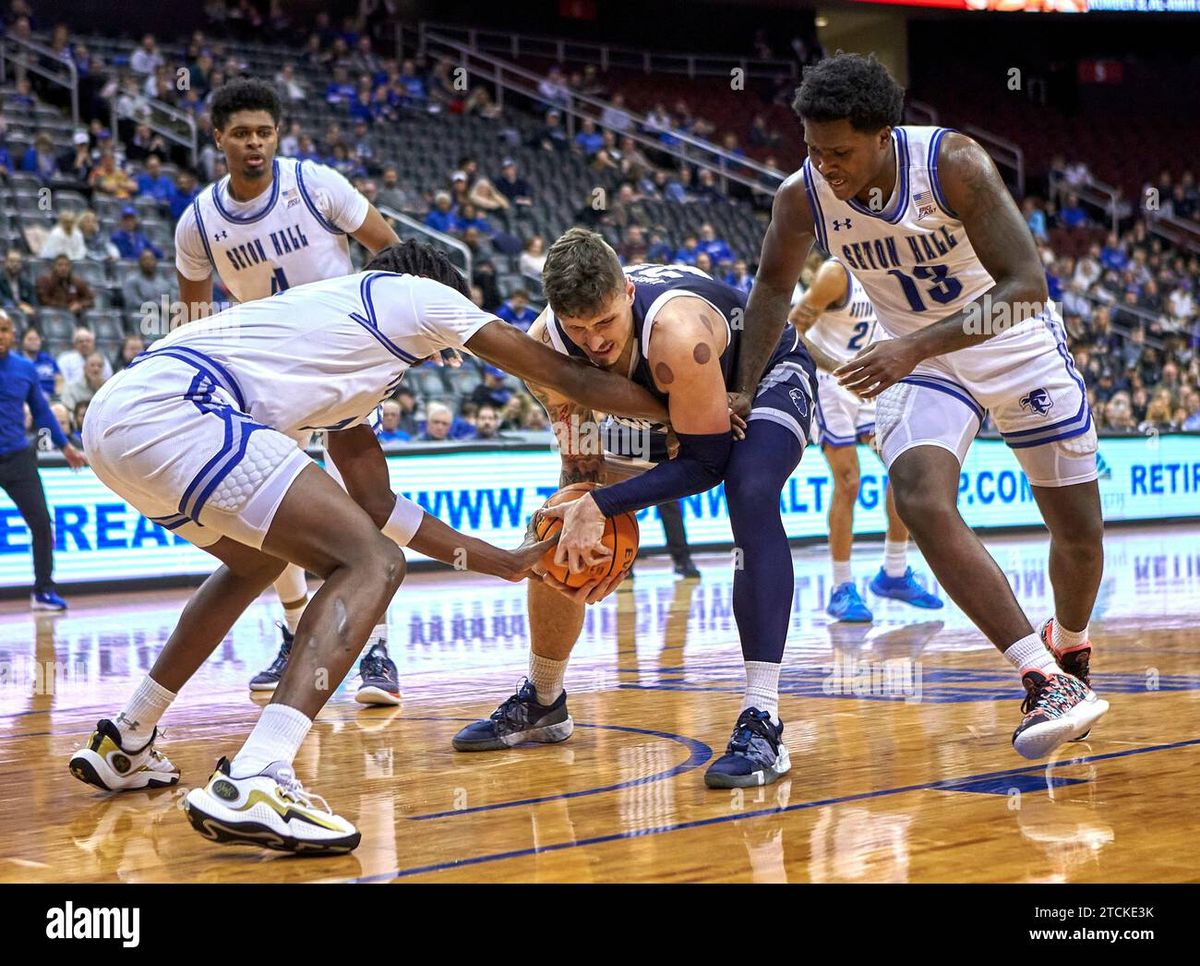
[886,264,962,313]
[269,266,291,294]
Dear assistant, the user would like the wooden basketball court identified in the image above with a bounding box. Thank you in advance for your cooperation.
[1,524,1196,883]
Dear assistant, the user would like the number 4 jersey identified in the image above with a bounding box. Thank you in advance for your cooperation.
[175,157,368,303]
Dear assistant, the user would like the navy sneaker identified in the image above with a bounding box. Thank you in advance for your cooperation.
[356,642,401,706]
[249,622,293,693]
[452,679,573,751]
[705,708,791,788]
[674,558,701,579]
[869,567,944,609]
[827,582,873,622]
[1012,670,1109,760]
[31,589,67,611]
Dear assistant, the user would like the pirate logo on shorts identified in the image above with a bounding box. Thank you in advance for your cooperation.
[789,387,809,419]
[1020,388,1054,416]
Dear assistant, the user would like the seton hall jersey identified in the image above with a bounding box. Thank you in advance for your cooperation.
[135,272,496,441]
[805,260,883,368]
[801,126,994,339]
[544,263,802,437]
[175,157,369,303]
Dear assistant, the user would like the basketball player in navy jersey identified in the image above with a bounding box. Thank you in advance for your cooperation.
[173,79,409,704]
[453,228,817,789]
[733,53,1107,759]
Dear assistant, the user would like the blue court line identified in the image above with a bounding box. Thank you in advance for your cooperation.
[344,735,1200,883]
[404,718,712,820]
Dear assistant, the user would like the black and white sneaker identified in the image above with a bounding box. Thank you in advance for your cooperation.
[452,679,573,751]
[249,622,293,693]
[705,708,791,788]
[356,642,401,706]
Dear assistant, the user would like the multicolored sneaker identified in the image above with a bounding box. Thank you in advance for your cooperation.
[827,582,873,622]
[869,567,944,609]
[69,719,180,791]
[452,679,573,751]
[249,622,293,693]
[704,708,791,788]
[356,641,401,706]
[183,757,360,855]
[1038,616,1091,687]
[1012,671,1108,760]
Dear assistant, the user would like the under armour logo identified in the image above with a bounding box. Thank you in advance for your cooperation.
[832,219,852,231]
[1019,388,1054,416]
[213,230,228,241]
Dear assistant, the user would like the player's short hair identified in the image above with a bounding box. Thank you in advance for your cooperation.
[364,240,471,298]
[211,78,282,130]
[792,52,904,133]
[542,227,625,319]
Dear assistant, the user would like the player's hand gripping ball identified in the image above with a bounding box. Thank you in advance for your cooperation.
[533,483,639,591]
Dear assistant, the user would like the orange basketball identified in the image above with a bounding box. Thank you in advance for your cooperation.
[534,482,640,589]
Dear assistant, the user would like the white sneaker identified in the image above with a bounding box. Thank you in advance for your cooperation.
[184,758,360,855]
[69,719,180,790]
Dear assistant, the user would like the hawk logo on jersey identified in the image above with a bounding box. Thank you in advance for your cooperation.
[913,190,936,220]
[832,219,853,231]
[789,387,810,418]
[1020,388,1054,416]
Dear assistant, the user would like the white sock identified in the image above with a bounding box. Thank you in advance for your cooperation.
[743,661,781,722]
[1053,619,1088,653]
[1003,632,1058,677]
[282,600,306,636]
[115,675,176,749]
[883,540,908,578]
[832,560,852,587]
[230,704,313,778]
[528,653,568,705]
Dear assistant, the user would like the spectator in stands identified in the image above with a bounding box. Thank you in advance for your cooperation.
[618,225,648,264]
[424,191,459,234]
[375,399,411,445]
[1182,388,1200,430]
[325,65,356,107]
[21,133,59,182]
[137,155,175,207]
[169,170,200,221]
[1101,232,1129,272]
[49,402,81,449]
[538,66,572,111]
[698,222,734,264]
[601,92,633,134]
[275,63,306,103]
[727,259,754,294]
[496,290,538,332]
[456,203,494,238]
[123,250,169,314]
[328,142,364,179]
[574,118,604,157]
[1103,391,1136,432]
[110,208,164,260]
[1023,198,1048,242]
[695,252,714,276]
[18,327,61,399]
[674,233,701,266]
[473,404,507,442]
[55,328,111,388]
[532,110,569,152]
[394,59,427,108]
[519,235,546,278]
[40,211,87,262]
[747,114,779,150]
[458,156,508,213]
[464,85,501,120]
[130,33,165,76]
[37,258,95,320]
[376,165,408,212]
[0,250,37,321]
[646,230,674,264]
[472,365,514,409]
[58,131,94,185]
[496,158,533,209]
[8,76,35,112]
[393,385,420,436]
[349,36,382,76]
[1059,193,1089,230]
[61,352,108,413]
[694,167,720,200]
[665,165,695,203]
[1074,243,1103,289]
[418,401,454,442]
[112,334,145,372]
[89,150,138,200]
[1139,389,1176,432]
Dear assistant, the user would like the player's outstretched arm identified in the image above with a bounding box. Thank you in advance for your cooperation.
[836,133,1049,398]
[789,259,851,374]
[325,424,549,581]
[465,320,669,424]
[733,174,816,410]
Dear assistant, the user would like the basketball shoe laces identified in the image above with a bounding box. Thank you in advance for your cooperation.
[1020,673,1084,720]
[273,765,333,814]
[729,710,774,754]
[492,679,537,725]
[360,647,390,680]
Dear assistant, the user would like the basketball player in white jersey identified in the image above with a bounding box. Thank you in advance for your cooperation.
[734,53,1107,760]
[69,241,670,853]
[173,79,406,704]
[791,253,942,622]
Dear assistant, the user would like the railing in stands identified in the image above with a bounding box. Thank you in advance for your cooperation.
[378,204,473,280]
[0,32,79,127]
[1145,209,1200,257]
[1049,170,1120,236]
[411,22,798,81]
[962,124,1024,199]
[420,31,787,198]
[110,93,198,167]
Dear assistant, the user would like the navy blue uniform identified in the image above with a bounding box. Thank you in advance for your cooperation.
[546,263,816,461]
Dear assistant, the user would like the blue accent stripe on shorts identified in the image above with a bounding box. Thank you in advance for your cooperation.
[899,374,986,425]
